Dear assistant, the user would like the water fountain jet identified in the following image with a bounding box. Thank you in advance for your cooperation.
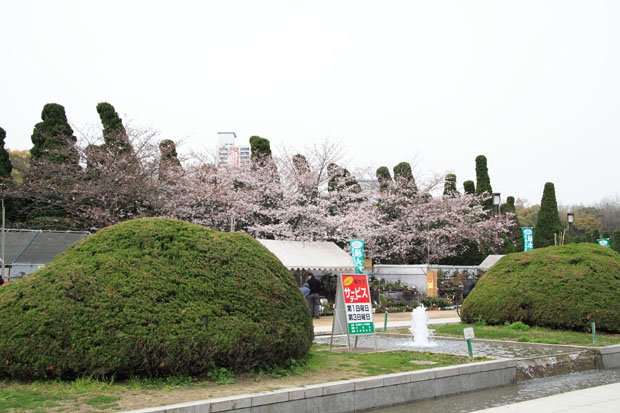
[407,304,437,347]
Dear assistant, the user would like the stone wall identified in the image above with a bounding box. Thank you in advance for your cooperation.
[128,360,516,413]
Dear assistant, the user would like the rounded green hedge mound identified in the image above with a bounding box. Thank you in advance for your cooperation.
[461,244,620,332]
[0,218,314,380]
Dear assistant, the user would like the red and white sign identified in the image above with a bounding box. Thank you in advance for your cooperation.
[341,274,374,335]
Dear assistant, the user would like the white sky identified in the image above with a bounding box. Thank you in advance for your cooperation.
[1,1,619,206]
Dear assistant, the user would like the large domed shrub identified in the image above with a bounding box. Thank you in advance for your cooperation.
[461,244,620,332]
[0,218,313,380]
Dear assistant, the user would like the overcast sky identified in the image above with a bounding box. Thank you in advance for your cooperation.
[1,1,619,206]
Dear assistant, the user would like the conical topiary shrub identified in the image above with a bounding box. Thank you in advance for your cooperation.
[461,243,620,332]
[0,218,313,380]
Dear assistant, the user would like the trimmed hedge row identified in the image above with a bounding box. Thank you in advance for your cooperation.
[461,243,620,332]
[0,218,313,380]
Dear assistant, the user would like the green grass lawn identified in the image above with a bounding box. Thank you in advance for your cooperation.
[428,322,620,346]
[0,346,483,412]
[307,345,482,376]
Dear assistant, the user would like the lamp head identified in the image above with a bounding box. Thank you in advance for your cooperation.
[492,192,501,206]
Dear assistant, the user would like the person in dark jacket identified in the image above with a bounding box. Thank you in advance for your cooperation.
[307,274,322,318]
[462,275,476,299]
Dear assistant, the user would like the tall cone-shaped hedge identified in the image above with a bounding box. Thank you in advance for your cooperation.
[0,127,13,178]
[0,218,313,380]
[463,180,475,195]
[535,182,562,248]
[443,173,458,197]
[613,230,620,253]
[30,103,79,165]
[475,155,493,211]
[500,196,523,253]
[376,166,392,191]
[249,135,272,160]
[96,102,133,157]
[461,243,620,332]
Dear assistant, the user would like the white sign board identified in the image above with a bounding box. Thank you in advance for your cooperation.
[463,327,475,340]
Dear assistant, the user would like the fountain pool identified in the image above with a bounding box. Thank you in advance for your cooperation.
[317,305,584,358]
[316,334,584,358]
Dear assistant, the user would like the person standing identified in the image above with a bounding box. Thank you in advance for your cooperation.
[307,274,322,319]
[300,282,311,313]
[462,275,477,299]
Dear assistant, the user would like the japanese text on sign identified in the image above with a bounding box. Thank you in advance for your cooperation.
[522,227,534,251]
[341,274,374,335]
[350,239,365,274]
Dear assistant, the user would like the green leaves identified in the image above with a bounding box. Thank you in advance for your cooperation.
[0,218,313,380]
[535,182,563,248]
[461,244,620,333]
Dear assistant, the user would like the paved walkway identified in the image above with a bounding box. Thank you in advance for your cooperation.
[471,382,620,412]
[313,309,460,335]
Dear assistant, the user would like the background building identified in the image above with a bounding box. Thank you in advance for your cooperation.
[2,229,89,279]
[217,132,250,168]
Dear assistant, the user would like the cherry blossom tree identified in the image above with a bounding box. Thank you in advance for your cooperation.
[9,121,163,230]
[369,179,511,264]
[12,116,512,265]
[158,156,284,233]
[158,140,510,265]
[246,145,379,245]
[79,124,162,229]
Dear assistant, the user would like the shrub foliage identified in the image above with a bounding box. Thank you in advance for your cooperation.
[30,103,79,165]
[463,180,475,195]
[461,243,620,332]
[0,126,13,178]
[0,218,313,380]
[612,230,620,253]
[535,182,562,248]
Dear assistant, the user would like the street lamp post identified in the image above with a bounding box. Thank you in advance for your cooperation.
[567,212,575,237]
[492,193,501,216]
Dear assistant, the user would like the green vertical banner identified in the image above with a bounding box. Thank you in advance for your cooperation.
[597,238,611,248]
[350,239,365,274]
[522,227,534,251]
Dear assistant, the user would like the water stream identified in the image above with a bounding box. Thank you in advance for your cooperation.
[316,334,582,358]
[370,368,620,412]
[317,306,619,411]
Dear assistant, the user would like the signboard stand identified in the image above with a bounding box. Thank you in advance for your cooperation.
[330,274,377,351]
[330,275,351,350]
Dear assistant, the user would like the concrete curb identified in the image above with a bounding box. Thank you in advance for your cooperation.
[126,359,516,413]
[124,345,620,413]
[597,344,620,368]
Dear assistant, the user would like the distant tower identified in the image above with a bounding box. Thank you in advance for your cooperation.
[217,132,250,168]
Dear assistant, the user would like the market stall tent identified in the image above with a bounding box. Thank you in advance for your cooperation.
[257,239,355,272]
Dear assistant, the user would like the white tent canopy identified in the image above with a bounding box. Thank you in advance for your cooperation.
[257,239,355,272]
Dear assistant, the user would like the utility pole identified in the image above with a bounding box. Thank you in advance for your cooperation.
[1,198,5,281]
[426,223,430,264]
